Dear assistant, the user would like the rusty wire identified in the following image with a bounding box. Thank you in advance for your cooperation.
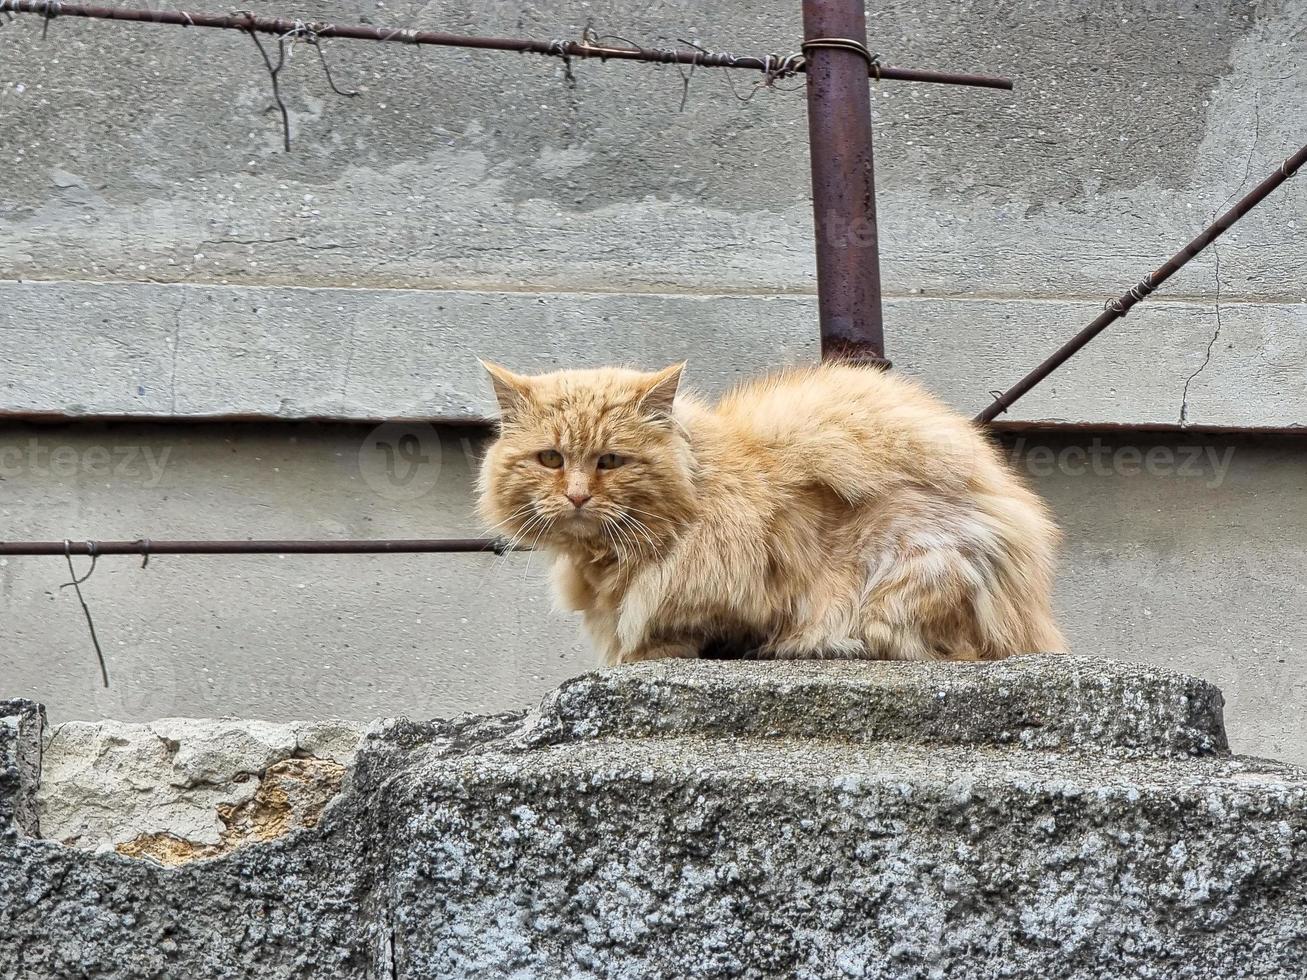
[0,0,1013,89]
[14,537,526,685]
[0,538,525,556]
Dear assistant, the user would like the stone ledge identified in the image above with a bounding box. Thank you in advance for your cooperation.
[524,656,1229,758]
[4,658,1306,979]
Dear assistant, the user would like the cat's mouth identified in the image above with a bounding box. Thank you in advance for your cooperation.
[545,507,601,536]
[553,507,626,548]
[529,504,638,551]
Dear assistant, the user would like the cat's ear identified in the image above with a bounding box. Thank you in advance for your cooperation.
[480,360,532,421]
[635,362,685,419]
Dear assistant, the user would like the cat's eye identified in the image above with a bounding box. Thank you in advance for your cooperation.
[537,450,564,469]
[596,453,626,470]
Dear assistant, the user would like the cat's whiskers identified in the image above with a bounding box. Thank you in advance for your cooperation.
[512,509,557,548]
[618,503,689,535]
[503,512,549,589]
[482,502,539,538]
[614,511,659,554]
[597,515,624,560]
[517,512,560,591]
[616,518,645,559]
[471,502,542,591]
[602,514,639,561]
[497,511,551,565]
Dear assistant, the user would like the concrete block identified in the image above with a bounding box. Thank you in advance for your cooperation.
[4,659,1307,978]
[388,662,1307,978]
[523,656,1230,758]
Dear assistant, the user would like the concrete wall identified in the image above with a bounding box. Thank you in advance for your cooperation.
[0,4,1303,761]
[1,0,1305,426]
[1,420,1303,764]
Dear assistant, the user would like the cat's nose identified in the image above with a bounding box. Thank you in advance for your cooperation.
[566,492,592,509]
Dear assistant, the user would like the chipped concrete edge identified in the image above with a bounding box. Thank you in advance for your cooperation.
[35,717,367,861]
[0,699,45,837]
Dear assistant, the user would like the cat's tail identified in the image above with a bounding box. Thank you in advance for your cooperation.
[970,483,1067,656]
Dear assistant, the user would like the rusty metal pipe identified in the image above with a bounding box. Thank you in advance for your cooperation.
[0,538,524,556]
[976,140,1307,424]
[0,0,1013,89]
[802,0,889,368]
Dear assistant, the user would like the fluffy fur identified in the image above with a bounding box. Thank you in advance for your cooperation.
[477,361,1065,665]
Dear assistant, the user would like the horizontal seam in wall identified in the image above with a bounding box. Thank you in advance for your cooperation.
[1,278,1305,309]
[1,410,1303,438]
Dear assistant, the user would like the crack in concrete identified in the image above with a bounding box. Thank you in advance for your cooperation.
[1180,94,1261,426]
[201,237,301,248]
[339,317,357,409]
[168,290,185,415]
[1179,249,1226,426]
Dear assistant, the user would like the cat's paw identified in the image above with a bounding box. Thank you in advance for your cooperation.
[762,636,868,660]
[617,641,700,664]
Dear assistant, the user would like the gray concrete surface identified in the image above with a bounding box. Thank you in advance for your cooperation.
[6,659,1307,978]
[5,280,1305,426]
[1,420,1303,766]
[1,0,1305,426]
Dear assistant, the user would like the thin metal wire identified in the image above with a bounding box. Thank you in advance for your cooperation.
[61,540,110,687]
[0,538,526,556]
[0,0,1014,89]
[801,36,878,69]
[312,41,358,98]
[247,28,291,151]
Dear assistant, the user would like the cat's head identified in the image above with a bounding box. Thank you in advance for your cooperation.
[476,362,697,556]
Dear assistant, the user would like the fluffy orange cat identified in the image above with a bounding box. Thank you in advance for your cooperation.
[477,361,1065,664]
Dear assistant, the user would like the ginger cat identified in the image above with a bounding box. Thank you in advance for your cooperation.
[477,361,1065,665]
